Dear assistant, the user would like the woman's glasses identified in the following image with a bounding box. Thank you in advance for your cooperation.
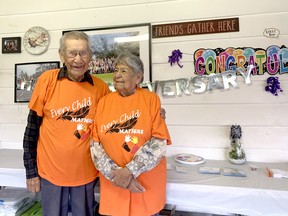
[114,67,132,76]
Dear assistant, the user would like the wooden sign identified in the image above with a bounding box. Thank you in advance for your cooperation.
[152,18,239,38]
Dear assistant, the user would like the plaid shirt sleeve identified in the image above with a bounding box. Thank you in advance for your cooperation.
[23,109,43,179]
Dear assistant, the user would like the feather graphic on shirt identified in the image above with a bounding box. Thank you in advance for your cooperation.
[105,117,138,134]
[57,106,90,121]
[122,142,131,152]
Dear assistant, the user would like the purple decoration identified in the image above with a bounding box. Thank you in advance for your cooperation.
[265,76,283,96]
[168,49,183,68]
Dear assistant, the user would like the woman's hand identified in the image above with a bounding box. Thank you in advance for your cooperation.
[128,179,145,193]
[110,167,133,189]
[26,177,41,192]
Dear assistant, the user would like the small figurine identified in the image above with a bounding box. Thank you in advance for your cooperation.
[230,124,242,140]
[228,124,246,164]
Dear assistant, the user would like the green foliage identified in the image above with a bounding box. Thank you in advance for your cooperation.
[229,147,246,159]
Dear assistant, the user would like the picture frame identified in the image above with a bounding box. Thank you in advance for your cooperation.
[2,37,21,53]
[14,61,60,103]
[63,23,152,85]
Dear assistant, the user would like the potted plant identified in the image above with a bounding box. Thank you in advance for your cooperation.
[228,124,246,164]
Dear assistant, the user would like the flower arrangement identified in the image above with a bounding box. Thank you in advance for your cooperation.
[228,124,246,164]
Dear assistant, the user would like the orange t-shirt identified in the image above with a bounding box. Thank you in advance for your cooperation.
[91,87,171,216]
[29,69,110,186]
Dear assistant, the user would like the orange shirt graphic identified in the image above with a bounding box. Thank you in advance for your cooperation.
[91,87,171,216]
[29,69,110,186]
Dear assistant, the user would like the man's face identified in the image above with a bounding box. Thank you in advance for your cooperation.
[59,39,91,79]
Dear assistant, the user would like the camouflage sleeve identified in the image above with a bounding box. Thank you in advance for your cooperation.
[90,140,120,181]
[126,137,167,178]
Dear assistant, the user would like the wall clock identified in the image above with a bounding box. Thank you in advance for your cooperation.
[23,26,50,55]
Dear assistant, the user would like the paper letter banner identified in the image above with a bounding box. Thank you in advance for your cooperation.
[142,66,253,98]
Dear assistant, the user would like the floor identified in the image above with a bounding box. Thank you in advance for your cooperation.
[94,203,234,216]
[174,212,228,216]
[160,204,231,216]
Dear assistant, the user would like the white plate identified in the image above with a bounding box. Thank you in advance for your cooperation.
[175,153,205,165]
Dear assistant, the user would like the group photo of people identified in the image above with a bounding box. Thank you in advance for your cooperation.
[22,31,170,216]
[2,38,20,53]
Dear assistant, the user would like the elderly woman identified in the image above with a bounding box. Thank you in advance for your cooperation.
[90,52,171,216]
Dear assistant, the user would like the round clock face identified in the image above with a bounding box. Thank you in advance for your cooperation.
[23,26,50,55]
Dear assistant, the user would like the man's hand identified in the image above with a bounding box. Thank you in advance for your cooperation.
[110,167,133,189]
[26,177,41,193]
[128,178,145,193]
[160,108,166,119]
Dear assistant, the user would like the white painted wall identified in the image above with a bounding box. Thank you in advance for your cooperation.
[0,0,287,162]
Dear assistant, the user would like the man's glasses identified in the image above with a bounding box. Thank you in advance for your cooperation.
[65,50,90,59]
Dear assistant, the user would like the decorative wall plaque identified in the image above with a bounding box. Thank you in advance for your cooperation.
[152,17,239,38]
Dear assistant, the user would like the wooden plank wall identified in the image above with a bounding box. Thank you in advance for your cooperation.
[0,0,287,162]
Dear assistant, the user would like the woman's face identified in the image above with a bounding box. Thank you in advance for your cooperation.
[113,63,142,97]
[59,39,91,80]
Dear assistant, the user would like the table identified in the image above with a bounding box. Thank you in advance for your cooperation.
[166,156,288,216]
[0,149,26,187]
[1,149,288,216]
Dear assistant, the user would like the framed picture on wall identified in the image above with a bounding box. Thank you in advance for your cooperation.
[63,23,152,86]
[14,61,60,103]
[2,37,21,53]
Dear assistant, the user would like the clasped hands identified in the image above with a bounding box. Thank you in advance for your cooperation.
[110,167,145,193]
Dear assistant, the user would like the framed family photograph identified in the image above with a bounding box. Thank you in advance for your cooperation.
[2,37,21,53]
[63,23,151,85]
[14,61,60,103]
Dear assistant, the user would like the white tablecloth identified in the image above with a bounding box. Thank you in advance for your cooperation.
[0,149,26,187]
[166,157,288,216]
[1,149,288,216]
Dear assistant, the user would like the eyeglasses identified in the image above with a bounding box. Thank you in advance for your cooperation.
[114,67,132,76]
[65,50,90,59]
